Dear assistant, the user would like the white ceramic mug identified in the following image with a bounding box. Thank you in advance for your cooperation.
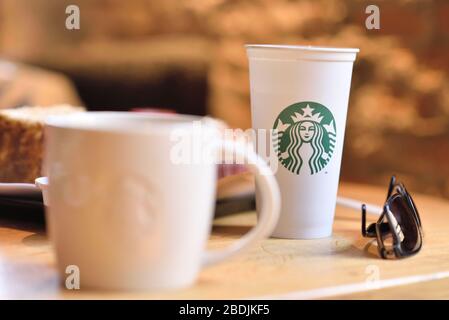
[44,112,280,291]
[246,44,358,239]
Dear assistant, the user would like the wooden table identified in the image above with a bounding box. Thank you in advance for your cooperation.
[1,182,448,300]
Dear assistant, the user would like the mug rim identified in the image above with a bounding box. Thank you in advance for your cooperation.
[45,111,220,135]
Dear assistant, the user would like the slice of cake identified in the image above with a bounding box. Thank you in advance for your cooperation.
[0,105,84,183]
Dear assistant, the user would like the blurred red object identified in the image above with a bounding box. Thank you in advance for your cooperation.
[218,164,248,178]
[131,107,176,114]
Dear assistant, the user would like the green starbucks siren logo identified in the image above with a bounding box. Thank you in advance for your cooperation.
[273,101,336,175]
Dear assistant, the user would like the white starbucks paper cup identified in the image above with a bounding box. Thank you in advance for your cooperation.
[246,44,359,239]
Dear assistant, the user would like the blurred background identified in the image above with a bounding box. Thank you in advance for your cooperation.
[0,0,448,199]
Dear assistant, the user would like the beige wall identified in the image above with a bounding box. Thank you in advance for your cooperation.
[1,0,449,198]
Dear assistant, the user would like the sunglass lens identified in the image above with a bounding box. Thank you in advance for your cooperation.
[388,194,422,254]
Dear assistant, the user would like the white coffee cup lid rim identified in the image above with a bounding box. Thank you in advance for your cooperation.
[245,44,360,54]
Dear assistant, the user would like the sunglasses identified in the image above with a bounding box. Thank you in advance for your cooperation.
[361,176,423,259]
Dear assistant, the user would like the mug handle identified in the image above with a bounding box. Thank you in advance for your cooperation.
[202,140,281,267]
